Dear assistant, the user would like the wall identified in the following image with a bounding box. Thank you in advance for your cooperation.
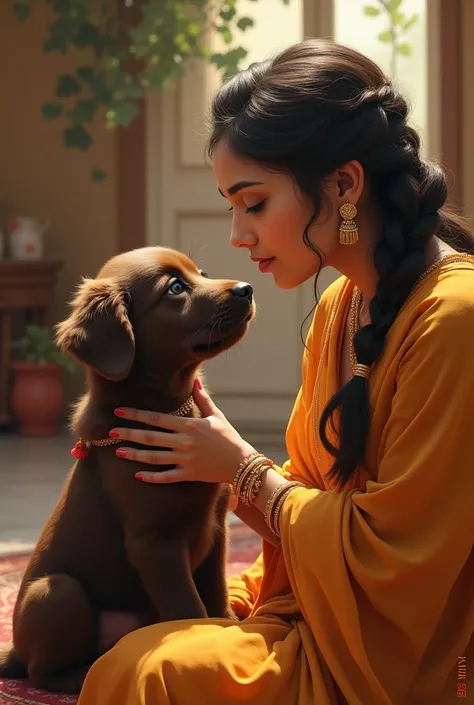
[0,4,117,405]
[461,0,474,223]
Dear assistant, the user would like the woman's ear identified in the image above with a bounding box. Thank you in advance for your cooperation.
[335,160,365,205]
[55,277,135,381]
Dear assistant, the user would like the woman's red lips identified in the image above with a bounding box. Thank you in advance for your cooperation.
[252,257,275,272]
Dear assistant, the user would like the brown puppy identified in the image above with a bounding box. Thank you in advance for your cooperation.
[0,246,255,694]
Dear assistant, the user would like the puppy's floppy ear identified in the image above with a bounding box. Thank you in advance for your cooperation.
[55,277,135,381]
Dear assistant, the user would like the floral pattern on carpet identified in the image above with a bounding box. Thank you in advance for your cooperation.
[0,523,261,705]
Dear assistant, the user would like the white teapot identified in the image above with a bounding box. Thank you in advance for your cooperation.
[9,216,50,259]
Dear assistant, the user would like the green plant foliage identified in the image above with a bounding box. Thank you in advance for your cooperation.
[13,0,287,178]
[11,325,77,374]
[363,0,419,78]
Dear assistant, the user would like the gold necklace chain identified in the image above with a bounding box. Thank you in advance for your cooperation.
[71,394,195,459]
[349,288,362,374]
[349,253,474,374]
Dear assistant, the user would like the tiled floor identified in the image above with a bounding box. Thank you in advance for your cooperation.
[0,432,286,556]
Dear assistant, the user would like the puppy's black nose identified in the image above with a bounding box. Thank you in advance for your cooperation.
[231,282,253,303]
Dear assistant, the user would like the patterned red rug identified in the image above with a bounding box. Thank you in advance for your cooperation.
[0,522,261,705]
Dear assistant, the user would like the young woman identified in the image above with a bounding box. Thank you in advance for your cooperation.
[78,39,474,704]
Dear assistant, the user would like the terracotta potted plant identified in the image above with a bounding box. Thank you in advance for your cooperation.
[10,325,76,436]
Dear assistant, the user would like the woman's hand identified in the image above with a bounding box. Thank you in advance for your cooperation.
[109,378,256,486]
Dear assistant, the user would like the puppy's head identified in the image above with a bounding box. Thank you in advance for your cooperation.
[55,247,255,381]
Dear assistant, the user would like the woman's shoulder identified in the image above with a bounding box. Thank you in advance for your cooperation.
[398,257,474,349]
[406,257,474,318]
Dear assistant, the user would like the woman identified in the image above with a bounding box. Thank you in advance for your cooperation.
[78,39,474,704]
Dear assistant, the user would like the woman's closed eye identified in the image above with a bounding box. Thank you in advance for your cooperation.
[228,199,266,214]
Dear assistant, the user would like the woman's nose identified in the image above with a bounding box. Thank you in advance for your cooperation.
[230,226,256,249]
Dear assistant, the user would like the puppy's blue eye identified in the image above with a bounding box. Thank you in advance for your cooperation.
[167,279,187,296]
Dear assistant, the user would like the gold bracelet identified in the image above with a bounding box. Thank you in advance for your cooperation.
[232,452,263,495]
[265,481,306,538]
[243,463,271,507]
[236,456,267,500]
[271,482,306,538]
[264,481,288,531]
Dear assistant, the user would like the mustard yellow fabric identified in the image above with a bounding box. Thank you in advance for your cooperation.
[77,258,474,705]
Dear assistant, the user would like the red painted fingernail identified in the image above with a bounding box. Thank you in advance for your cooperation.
[116,449,126,458]
[135,473,144,481]
[114,408,125,417]
[109,430,120,438]
[194,378,202,390]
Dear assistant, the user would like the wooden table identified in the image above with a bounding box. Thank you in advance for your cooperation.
[0,259,62,425]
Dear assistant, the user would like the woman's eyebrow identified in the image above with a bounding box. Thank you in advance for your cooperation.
[218,180,263,197]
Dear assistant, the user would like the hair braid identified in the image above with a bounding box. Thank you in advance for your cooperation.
[320,93,448,485]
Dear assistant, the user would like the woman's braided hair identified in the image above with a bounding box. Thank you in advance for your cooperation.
[208,39,474,488]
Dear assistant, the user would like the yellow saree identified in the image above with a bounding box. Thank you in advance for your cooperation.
[77,256,474,705]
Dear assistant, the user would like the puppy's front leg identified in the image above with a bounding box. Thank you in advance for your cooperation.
[125,534,207,622]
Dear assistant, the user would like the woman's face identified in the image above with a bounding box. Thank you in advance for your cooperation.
[212,140,341,289]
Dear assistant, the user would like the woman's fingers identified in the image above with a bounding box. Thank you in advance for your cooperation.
[116,447,190,465]
[134,469,188,484]
[110,427,190,449]
[114,407,188,431]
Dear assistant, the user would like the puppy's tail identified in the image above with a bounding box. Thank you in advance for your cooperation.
[0,645,27,678]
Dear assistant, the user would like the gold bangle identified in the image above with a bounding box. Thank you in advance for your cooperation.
[243,463,271,507]
[264,481,288,532]
[236,457,267,500]
[232,452,263,495]
[265,481,306,538]
[271,482,306,538]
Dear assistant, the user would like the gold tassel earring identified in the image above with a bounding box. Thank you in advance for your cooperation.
[339,203,358,245]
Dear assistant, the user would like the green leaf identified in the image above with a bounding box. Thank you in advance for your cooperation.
[392,10,405,26]
[220,7,236,22]
[389,0,403,11]
[119,83,145,100]
[74,22,103,51]
[63,125,93,150]
[77,65,95,82]
[89,72,113,103]
[53,0,71,11]
[42,103,62,119]
[174,33,192,54]
[378,30,393,43]
[92,168,107,181]
[236,17,254,31]
[403,13,419,31]
[217,25,233,44]
[56,74,81,97]
[13,3,30,21]
[66,99,98,124]
[397,42,412,55]
[210,46,248,78]
[363,5,381,16]
[107,102,140,128]
[49,16,76,47]
[186,21,201,38]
